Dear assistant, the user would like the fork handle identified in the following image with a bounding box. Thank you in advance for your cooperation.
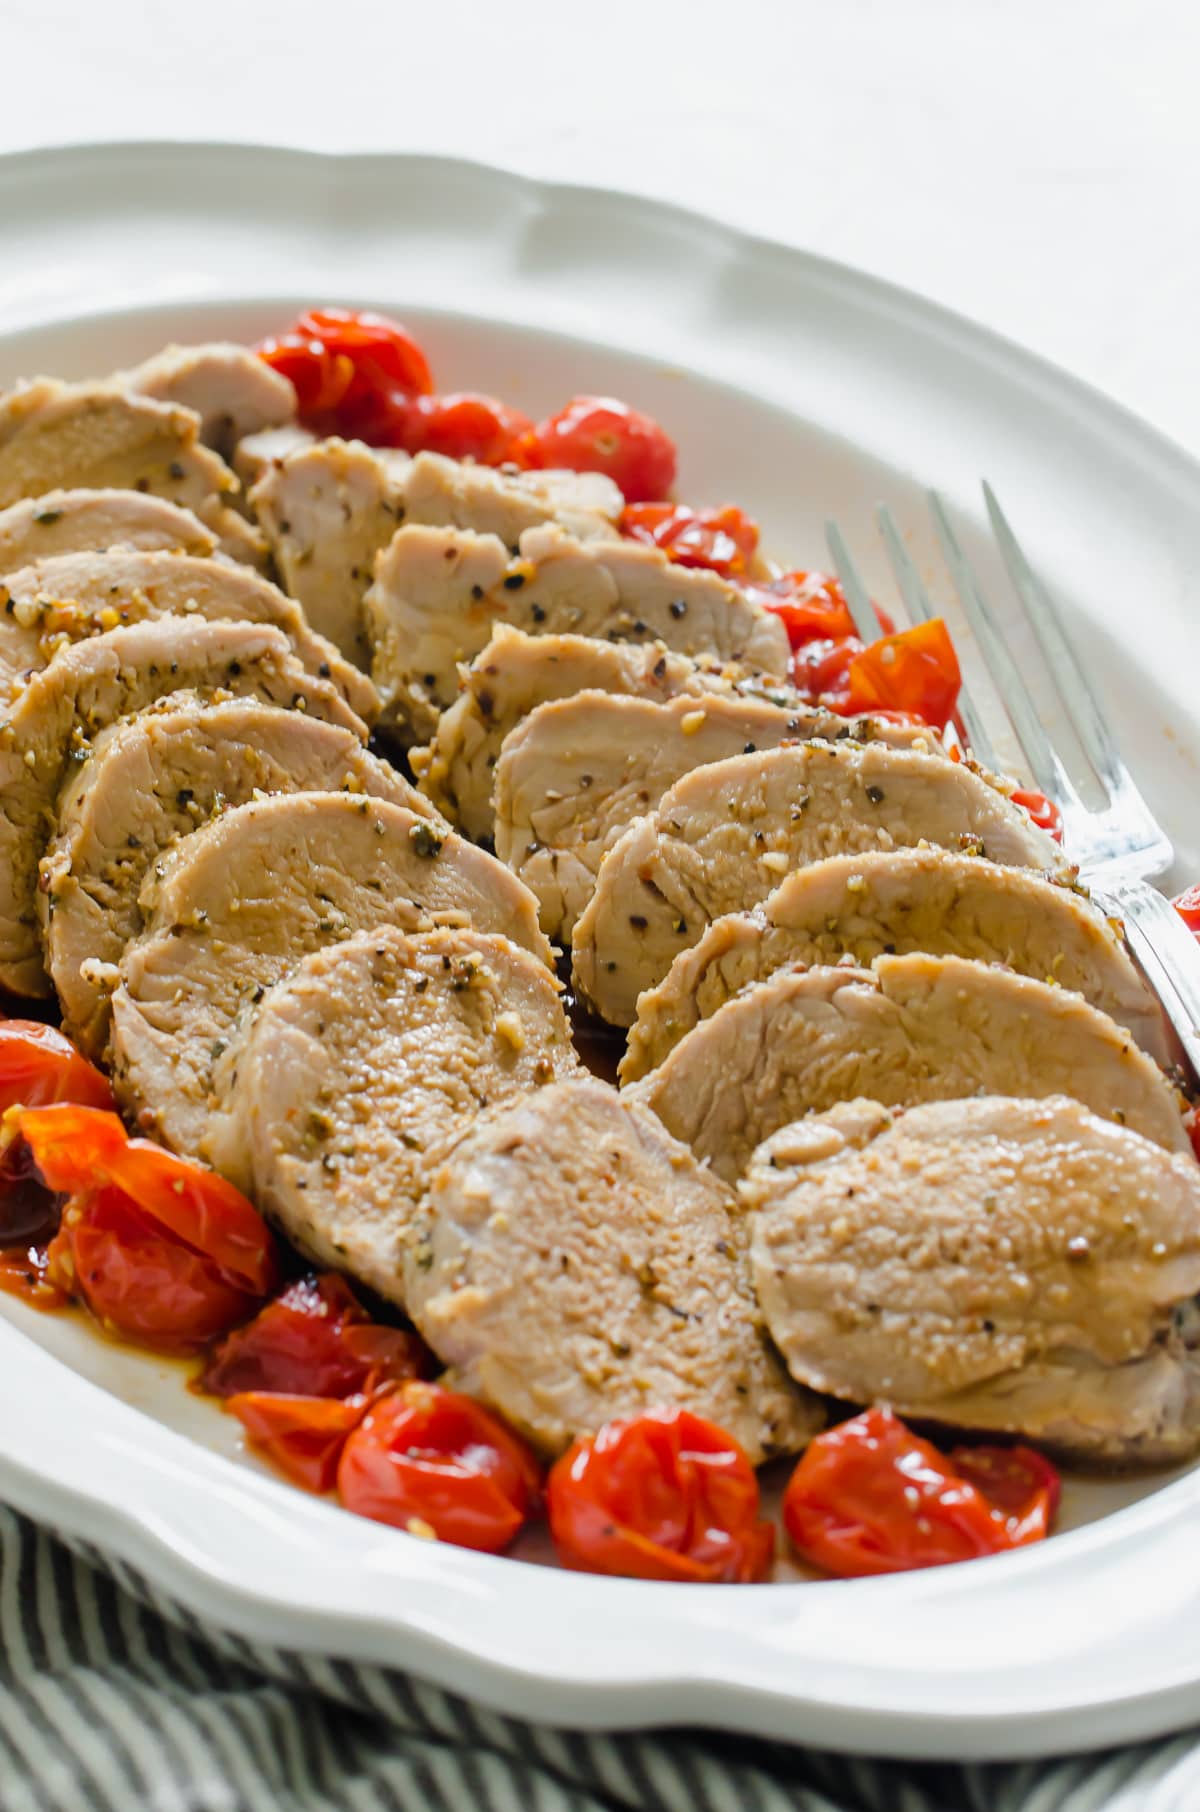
[1099,877,1200,1088]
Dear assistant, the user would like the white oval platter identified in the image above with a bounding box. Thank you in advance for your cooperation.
[0,142,1197,1761]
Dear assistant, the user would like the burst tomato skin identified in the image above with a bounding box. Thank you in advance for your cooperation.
[1173,884,1200,939]
[200,1272,429,1400]
[19,1104,277,1351]
[845,618,962,732]
[948,1442,1061,1544]
[399,392,534,464]
[620,503,760,578]
[1011,788,1065,844]
[229,1391,370,1493]
[547,1407,774,1584]
[0,1022,115,1244]
[337,1382,541,1552]
[522,396,677,502]
[751,571,858,649]
[0,1022,114,1115]
[783,1407,1058,1577]
[257,307,433,440]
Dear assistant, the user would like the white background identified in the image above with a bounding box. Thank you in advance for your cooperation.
[1,0,1196,453]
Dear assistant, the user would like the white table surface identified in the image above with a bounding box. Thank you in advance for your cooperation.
[0,0,1196,457]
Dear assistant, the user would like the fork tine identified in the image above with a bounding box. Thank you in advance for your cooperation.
[823,520,883,644]
[982,482,1121,790]
[875,503,1001,772]
[927,490,1078,804]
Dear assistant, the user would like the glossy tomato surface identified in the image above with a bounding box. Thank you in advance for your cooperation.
[338,1383,541,1552]
[547,1408,774,1583]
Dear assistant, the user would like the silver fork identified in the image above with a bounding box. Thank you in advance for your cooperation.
[825,488,1200,1085]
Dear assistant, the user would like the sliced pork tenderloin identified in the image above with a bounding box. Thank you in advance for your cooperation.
[121,343,296,458]
[0,490,216,571]
[630,952,1190,1181]
[366,520,791,740]
[249,442,621,668]
[109,791,553,1164]
[495,693,937,942]
[222,925,579,1295]
[743,1096,1200,1464]
[410,625,729,839]
[233,424,316,490]
[0,548,377,721]
[0,378,263,567]
[404,1075,820,1462]
[43,699,435,1058]
[572,740,1067,1025]
[0,618,363,997]
[620,848,1166,1080]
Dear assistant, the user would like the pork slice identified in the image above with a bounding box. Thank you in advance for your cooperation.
[249,437,407,667]
[121,343,297,458]
[742,1096,1200,1464]
[0,618,362,997]
[0,490,216,571]
[249,442,620,672]
[630,952,1190,1182]
[571,740,1068,1025]
[223,925,579,1294]
[43,699,437,1058]
[0,378,262,569]
[0,548,378,722]
[410,626,724,839]
[620,848,1167,1079]
[110,791,553,1162]
[233,425,317,489]
[366,521,791,740]
[495,693,937,942]
[404,1075,820,1462]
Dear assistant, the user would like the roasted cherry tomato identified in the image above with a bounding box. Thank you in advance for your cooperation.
[547,1407,774,1584]
[0,1021,114,1244]
[337,1382,541,1552]
[257,307,433,440]
[521,396,676,502]
[20,1105,277,1351]
[949,1442,1061,1544]
[398,392,534,465]
[200,1272,429,1400]
[1011,788,1065,844]
[620,503,760,578]
[789,634,862,709]
[751,571,858,648]
[844,618,961,732]
[783,1407,1058,1577]
[1173,884,1200,941]
[229,1391,370,1493]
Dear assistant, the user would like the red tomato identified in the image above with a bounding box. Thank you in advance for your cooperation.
[0,1021,113,1115]
[949,1443,1061,1544]
[337,1382,540,1552]
[783,1407,1057,1577]
[751,571,858,649]
[790,634,862,708]
[1011,788,1065,845]
[200,1272,429,1400]
[399,393,534,465]
[620,503,760,578]
[229,1391,369,1493]
[0,1021,115,1245]
[257,307,433,441]
[522,396,677,502]
[19,1104,277,1351]
[1173,884,1200,940]
[547,1407,774,1584]
[845,618,962,732]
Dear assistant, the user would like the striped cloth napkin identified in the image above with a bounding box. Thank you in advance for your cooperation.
[0,1504,1192,1812]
